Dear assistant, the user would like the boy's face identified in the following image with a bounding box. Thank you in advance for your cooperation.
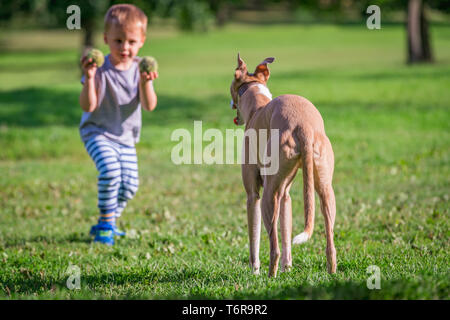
[104,22,145,65]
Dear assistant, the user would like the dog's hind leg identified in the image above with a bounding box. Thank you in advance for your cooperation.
[262,163,294,277]
[262,138,299,277]
[318,184,336,274]
[280,181,293,272]
[242,164,263,275]
[313,135,337,274]
[279,162,300,273]
[261,179,282,278]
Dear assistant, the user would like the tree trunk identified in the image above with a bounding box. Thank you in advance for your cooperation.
[83,19,95,49]
[208,0,229,27]
[407,0,433,64]
[80,19,95,74]
[215,4,229,27]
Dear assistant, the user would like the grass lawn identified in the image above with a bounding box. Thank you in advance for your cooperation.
[0,22,449,299]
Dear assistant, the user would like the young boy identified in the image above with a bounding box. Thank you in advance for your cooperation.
[79,4,158,245]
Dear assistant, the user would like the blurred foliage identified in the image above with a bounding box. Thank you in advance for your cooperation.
[174,1,214,32]
[288,0,449,12]
[0,0,448,31]
[286,0,449,21]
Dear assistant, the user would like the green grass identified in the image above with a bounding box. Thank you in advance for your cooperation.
[0,23,449,299]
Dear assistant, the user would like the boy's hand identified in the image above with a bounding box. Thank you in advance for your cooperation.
[81,56,98,79]
[140,71,158,83]
[139,70,158,111]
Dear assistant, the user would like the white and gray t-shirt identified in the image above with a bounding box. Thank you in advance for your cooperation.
[80,54,152,146]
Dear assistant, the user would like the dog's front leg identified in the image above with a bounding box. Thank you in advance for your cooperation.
[280,184,293,272]
[243,164,262,275]
[246,193,261,275]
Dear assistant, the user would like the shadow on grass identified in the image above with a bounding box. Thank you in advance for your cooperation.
[0,59,79,73]
[0,268,366,299]
[2,256,447,299]
[3,268,436,299]
[0,87,222,128]
[2,233,92,247]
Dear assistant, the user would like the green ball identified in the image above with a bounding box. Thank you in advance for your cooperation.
[139,56,158,73]
[86,48,104,67]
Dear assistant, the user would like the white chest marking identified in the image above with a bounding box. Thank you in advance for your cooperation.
[255,83,272,100]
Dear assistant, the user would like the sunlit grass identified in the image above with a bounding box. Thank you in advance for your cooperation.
[0,23,449,299]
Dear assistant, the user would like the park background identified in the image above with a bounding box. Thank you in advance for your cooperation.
[0,0,448,299]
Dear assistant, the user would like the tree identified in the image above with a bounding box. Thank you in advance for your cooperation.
[36,0,108,50]
[407,0,433,63]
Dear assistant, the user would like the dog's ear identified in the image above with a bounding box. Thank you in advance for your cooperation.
[237,53,247,70]
[254,57,274,82]
[235,53,247,80]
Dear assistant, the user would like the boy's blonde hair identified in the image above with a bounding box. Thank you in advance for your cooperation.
[104,4,148,35]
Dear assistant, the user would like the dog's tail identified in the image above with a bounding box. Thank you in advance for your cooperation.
[293,136,315,245]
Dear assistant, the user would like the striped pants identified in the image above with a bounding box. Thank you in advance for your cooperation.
[84,135,139,222]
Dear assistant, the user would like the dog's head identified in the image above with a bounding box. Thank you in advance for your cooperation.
[230,54,274,125]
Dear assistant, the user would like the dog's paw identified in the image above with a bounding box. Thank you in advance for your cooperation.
[293,232,309,245]
[281,265,292,273]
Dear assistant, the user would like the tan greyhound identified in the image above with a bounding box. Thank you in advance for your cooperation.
[230,54,336,277]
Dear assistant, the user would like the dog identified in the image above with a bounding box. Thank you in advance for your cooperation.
[229,54,337,277]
